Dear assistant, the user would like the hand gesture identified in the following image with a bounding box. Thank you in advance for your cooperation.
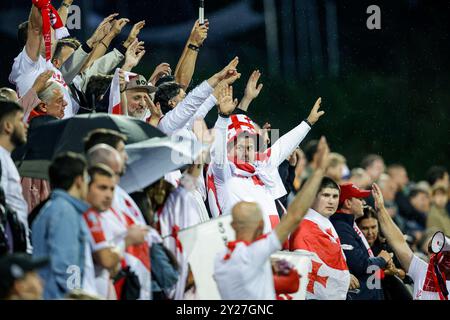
[124,20,146,48]
[189,19,209,47]
[32,70,54,94]
[149,62,172,85]
[111,17,130,36]
[372,183,385,211]
[244,70,263,100]
[306,97,325,125]
[125,225,149,246]
[118,69,127,92]
[378,250,392,264]
[349,274,360,290]
[145,94,161,117]
[124,39,146,70]
[217,85,238,116]
[209,57,240,87]
[312,136,330,171]
[87,13,118,47]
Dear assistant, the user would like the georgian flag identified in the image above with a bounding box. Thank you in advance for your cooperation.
[226,114,259,143]
[108,68,137,115]
[290,209,350,300]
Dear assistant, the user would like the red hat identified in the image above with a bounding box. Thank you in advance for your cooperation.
[226,114,259,144]
[339,182,371,205]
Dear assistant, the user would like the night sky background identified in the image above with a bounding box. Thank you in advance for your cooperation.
[0,0,449,181]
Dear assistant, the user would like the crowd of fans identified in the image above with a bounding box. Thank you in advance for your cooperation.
[0,1,449,301]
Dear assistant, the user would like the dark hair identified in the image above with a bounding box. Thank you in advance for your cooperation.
[155,75,175,87]
[83,129,127,153]
[303,140,319,163]
[154,82,183,115]
[130,191,153,226]
[317,176,340,195]
[85,75,113,104]
[0,99,22,124]
[409,188,429,200]
[360,154,383,169]
[88,164,115,186]
[426,166,448,186]
[355,206,378,225]
[17,21,28,47]
[48,152,87,191]
[52,38,81,62]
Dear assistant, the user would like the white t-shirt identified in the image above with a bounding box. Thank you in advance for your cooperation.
[9,47,74,118]
[84,207,152,300]
[213,231,282,300]
[408,254,450,300]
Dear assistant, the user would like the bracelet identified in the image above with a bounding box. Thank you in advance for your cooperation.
[304,118,313,127]
[62,2,71,8]
[188,43,200,52]
[100,41,108,49]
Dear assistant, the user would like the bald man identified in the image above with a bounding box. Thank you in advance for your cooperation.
[213,137,330,299]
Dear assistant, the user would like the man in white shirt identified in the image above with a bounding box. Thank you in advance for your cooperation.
[208,85,324,234]
[213,134,330,299]
[372,183,450,300]
[9,4,108,119]
[0,100,31,253]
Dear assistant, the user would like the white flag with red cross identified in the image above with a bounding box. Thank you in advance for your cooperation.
[290,211,351,300]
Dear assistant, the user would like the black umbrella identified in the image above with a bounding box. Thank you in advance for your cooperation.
[13,113,165,179]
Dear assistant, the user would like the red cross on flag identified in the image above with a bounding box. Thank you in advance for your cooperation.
[289,210,351,300]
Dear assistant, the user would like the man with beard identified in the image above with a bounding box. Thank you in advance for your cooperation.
[123,75,157,120]
[0,100,30,253]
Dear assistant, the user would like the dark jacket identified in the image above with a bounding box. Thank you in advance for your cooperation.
[330,212,387,300]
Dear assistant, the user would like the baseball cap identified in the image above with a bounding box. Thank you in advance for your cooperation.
[125,74,157,93]
[0,254,48,298]
[339,182,371,205]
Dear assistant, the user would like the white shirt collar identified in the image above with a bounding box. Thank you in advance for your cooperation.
[0,145,11,156]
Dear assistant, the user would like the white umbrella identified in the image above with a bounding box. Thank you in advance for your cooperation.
[119,135,204,193]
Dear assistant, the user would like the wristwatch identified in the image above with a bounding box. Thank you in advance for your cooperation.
[188,43,200,52]
[304,118,313,127]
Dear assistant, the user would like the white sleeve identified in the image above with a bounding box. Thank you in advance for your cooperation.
[209,116,232,184]
[9,48,39,88]
[407,254,428,282]
[157,81,214,135]
[184,94,217,130]
[266,121,311,168]
[247,232,282,267]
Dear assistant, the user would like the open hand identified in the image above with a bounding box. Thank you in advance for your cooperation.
[306,97,325,125]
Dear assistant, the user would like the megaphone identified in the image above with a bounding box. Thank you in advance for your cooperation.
[430,231,450,254]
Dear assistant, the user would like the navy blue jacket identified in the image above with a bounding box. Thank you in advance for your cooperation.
[330,212,387,300]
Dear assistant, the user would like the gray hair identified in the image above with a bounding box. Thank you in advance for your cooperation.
[37,81,61,104]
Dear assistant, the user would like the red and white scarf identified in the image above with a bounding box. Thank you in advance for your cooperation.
[423,252,450,300]
[32,0,70,61]
[353,222,374,257]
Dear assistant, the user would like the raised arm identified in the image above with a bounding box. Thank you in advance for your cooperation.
[79,14,126,72]
[372,182,414,272]
[174,20,209,89]
[274,136,329,243]
[158,57,240,135]
[57,0,73,25]
[268,98,324,167]
[26,4,43,62]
